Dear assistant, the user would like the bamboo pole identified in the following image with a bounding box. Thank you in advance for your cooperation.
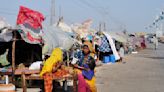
[12,31,16,83]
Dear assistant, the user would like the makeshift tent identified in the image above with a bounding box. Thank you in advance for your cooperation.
[72,19,93,38]
[0,31,42,66]
[107,32,127,43]
[0,17,13,42]
[42,25,74,55]
[16,23,43,44]
[0,17,42,66]
[56,20,73,33]
[103,32,120,60]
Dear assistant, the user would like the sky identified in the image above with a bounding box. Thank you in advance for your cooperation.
[0,0,164,33]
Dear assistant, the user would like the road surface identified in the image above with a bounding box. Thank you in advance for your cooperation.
[96,43,164,92]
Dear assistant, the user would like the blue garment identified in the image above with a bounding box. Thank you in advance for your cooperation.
[98,35,111,52]
[74,51,93,66]
[82,64,94,80]
[87,35,93,41]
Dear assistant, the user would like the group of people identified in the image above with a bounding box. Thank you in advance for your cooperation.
[40,41,97,92]
[40,32,150,92]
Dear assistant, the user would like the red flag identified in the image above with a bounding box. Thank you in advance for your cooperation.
[17,6,45,29]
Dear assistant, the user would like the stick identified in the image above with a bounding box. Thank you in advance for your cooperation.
[12,31,16,84]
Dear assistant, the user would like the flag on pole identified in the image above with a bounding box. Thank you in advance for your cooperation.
[16,6,44,44]
[17,6,45,29]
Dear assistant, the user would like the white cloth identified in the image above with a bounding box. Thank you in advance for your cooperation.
[71,57,78,64]
[119,47,125,58]
[29,61,42,70]
[103,32,120,60]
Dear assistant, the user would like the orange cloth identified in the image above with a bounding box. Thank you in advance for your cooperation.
[43,73,53,92]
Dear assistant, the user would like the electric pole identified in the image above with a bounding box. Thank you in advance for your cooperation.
[104,22,106,31]
[99,22,102,31]
[50,0,55,25]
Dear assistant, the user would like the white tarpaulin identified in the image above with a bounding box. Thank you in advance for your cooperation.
[0,17,12,42]
[107,32,127,43]
[72,19,92,38]
[57,21,73,33]
[42,25,74,55]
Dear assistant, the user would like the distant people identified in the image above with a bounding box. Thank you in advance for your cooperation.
[140,36,146,49]
[153,36,158,50]
[119,44,124,62]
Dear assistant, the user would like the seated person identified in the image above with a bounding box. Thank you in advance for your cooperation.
[72,41,97,92]
[40,48,63,92]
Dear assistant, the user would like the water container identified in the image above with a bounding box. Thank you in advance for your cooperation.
[103,56,110,63]
[109,55,115,63]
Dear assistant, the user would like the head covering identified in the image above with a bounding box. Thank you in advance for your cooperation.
[40,48,63,76]
[83,41,94,53]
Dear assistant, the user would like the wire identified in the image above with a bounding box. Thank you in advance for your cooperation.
[0,11,17,16]
[76,0,124,24]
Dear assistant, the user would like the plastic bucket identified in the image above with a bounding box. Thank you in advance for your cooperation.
[103,56,110,63]
[109,55,115,63]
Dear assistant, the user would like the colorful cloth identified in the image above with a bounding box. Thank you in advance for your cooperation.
[98,35,111,52]
[16,5,44,44]
[78,73,91,92]
[85,76,97,92]
[0,50,10,66]
[75,41,95,66]
[17,6,45,29]
[103,32,120,60]
[83,41,95,53]
[82,64,94,80]
[74,51,94,67]
[40,48,63,77]
[74,41,97,92]
[17,27,43,44]
[76,69,97,92]
[43,73,53,92]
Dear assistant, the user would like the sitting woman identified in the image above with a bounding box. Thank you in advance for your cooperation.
[40,48,63,92]
[73,41,97,92]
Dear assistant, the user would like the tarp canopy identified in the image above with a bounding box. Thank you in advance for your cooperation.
[107,32,128,43]
[0,17,13,42]
[16,23,43,44]
[103,31,120,60]
[72,19,93,38]
[42,25,74,55]
[57,21,73,33]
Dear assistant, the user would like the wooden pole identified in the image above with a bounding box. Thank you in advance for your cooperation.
[67,51,69,66]
[21,72,27,92]
[50,0,55,25]
[12,31,16,83]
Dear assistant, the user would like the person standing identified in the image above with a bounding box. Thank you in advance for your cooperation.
[153,35,158,50]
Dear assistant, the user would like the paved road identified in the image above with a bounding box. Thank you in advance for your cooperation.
[96,43,164,92]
